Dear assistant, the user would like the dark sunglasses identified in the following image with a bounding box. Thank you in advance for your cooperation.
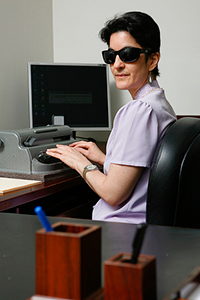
[102,47,150,64]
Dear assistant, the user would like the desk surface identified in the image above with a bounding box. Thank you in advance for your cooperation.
[0,213,200,300]
[0,170,82,211]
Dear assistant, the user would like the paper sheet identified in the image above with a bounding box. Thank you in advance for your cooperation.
[0,177,42,194]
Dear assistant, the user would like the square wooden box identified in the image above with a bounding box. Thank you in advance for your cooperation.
[104,252,157,300]
[36,222,101,300]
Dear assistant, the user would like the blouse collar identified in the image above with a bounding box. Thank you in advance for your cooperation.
[135,80,160,100]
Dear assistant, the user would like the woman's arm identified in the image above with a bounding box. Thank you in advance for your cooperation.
[46,144,143,207]
[84,163,143,207]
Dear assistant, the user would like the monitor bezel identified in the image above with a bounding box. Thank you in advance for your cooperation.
[28,62,112,131]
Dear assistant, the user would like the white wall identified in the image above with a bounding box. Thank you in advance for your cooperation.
[1,1,200,139]
[0,0,53,130]
[52,0,200,141]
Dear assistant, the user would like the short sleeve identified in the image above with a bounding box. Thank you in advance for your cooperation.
[107,100,159,168]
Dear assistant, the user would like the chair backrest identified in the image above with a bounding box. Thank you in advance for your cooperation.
[147,117,200,228]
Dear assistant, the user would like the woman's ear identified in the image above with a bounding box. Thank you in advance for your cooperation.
[149,52,160,72]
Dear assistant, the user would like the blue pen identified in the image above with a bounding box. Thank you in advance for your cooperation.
[34,206,53,232]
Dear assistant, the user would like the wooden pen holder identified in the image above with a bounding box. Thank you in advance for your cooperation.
[36,222,101,300]
[104,252,157,300]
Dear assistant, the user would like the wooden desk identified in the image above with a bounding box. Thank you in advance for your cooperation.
[1,213,200,300]
[0,170,99,218]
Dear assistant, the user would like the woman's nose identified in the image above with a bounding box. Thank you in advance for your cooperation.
[113,55,125,68]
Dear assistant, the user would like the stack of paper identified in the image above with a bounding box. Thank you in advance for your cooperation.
[0,177,42,194]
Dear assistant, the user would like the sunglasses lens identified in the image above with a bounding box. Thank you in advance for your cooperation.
[120,48,140,62]
[102,50,116,64]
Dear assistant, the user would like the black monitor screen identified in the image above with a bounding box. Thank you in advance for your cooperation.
[28,63,111,131]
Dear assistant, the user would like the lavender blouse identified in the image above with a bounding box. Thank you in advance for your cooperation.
[92,81,176,223]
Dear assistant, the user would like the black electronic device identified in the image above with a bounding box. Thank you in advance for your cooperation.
[28,62,111,133]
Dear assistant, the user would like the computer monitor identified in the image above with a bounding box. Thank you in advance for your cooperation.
[28,62,111,132]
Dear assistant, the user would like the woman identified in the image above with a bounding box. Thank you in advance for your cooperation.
[46,12,176,223]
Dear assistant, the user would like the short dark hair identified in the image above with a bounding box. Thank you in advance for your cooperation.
[99,11,160,76]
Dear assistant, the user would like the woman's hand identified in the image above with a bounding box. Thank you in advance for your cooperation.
[69,141,106,166]
[46,144,91,174]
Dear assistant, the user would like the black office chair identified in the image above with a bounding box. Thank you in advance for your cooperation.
[147,117,200,228]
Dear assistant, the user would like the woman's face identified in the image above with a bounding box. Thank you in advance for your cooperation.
[109,31,156,99]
